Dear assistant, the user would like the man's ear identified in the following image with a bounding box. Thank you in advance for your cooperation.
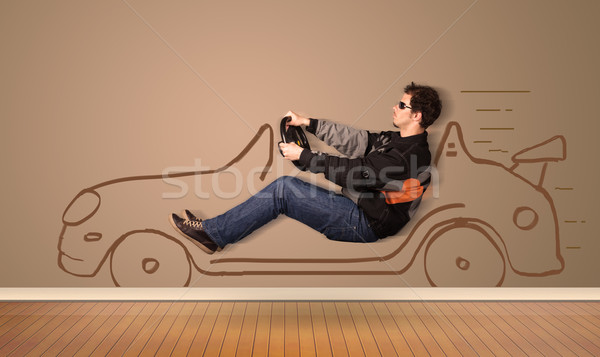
[412,111,423,123]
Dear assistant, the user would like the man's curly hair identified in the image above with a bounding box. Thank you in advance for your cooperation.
[404,82,442,129]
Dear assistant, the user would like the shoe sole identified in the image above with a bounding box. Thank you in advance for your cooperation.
[169,214,216,255]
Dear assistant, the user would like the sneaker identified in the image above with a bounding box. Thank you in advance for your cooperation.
[169,213,219,254]
[182,209,201,222]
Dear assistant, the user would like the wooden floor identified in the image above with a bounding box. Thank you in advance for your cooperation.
[0,301,599,356]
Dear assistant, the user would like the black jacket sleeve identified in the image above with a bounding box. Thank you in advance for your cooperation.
[298,145,413,191]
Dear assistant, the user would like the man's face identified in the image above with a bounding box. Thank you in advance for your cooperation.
[392,93,414,128]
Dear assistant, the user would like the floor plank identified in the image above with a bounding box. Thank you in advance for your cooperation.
[456,302,531,356]
[297,302,317,356]
[515,302,595,356]
[410,302,471,356]
[74,302,136,357]
[57,302,123,356]
[536,302,600,354]
[235,302,260,356]
[309,302,333,357]
[252,302,272,356]
[88,302,148,357]
[421,302,481,356]
[25,302,98,356]
[583,302,600,315]
[154,302,196,355]
[359,302,405,356]
[345,302,381,356]
[334,302,365,356]
[219,302,247,356]
[104,302,161,357]
[572,302,600,325]
[170,302,209,356]
[40,302,113,356]
[433,302,497,357]
[111,302,172,356]
[370,302,423,356]
[8,302,85,356]
[549,302,600,337]
[471,302,541,356]
[0,302,52,345]
[322,302,349,356]
[498,302,576,356]
[187,302,222,355]
[0,303,37,330]
[0,302,71,355]
[268,302,285,356]
[203,302,235,356]
[284,302,300,357]
[386,302,446,356]
[0,303,25,318]
[138,302,187,356]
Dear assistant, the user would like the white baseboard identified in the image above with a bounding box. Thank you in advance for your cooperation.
[1,288,599,301]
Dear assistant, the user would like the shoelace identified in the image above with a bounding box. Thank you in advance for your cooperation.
[183,219,203,230]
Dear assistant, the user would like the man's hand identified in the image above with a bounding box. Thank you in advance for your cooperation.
[278,142,304,161]
[284,110,310,130]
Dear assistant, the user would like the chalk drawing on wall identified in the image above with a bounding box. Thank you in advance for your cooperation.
[57,121,566,287]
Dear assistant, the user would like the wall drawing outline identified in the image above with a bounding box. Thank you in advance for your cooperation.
[58,121,566,287]
[58,124,274,286]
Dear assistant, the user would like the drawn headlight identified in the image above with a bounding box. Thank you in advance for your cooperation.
[513,206,538,230]
[62,189,101,226]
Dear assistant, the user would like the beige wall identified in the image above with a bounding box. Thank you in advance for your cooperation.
[1,0,598,287]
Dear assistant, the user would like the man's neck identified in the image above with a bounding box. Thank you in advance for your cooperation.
[399,124,425,137]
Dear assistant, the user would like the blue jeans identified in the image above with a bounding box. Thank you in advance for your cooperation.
[202,176,379,248]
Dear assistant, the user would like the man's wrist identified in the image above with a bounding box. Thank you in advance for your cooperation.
[306,118,319,134]
[298,148,314,168]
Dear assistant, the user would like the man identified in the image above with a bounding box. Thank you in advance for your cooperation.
[169,82,442,254]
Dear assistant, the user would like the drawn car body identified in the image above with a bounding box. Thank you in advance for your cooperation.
[58,122,566,286]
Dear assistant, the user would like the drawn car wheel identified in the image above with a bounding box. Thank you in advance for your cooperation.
[110,231,192,287]
[424,222,506,287]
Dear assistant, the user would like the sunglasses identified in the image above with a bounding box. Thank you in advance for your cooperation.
[399,101,412,110]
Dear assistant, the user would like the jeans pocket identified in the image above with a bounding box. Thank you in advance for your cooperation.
[323,226,364,243]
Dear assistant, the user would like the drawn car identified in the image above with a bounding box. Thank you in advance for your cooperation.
[58,121,566,287]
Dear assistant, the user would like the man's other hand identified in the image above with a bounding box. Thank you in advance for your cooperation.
[278,142,304,161]
[285,111,310,129]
